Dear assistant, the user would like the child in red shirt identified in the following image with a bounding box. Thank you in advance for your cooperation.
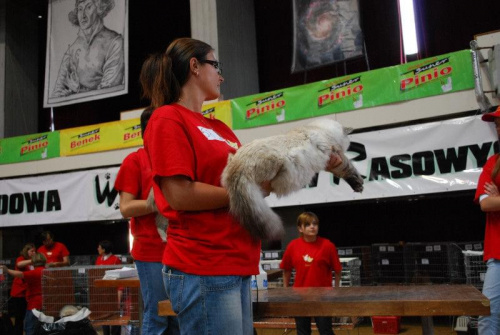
[280,212,342,335]
[2,252,47,335]
[9,243,36,335]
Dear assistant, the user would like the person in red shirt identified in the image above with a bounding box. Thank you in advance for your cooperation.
[2,252,47,335]
[115,107,179,335]
[37,231,70,267]
[95,240,122,266]
[474,106,500,335]
[139,38,263,335]
[95,240,122,335]
[280,212,342,335]
[8,243,36,335]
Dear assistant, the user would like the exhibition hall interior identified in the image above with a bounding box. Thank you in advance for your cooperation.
[0,0,500,333]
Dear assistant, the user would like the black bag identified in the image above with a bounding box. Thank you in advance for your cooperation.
[34,318,97,335]
[0,314,14,335]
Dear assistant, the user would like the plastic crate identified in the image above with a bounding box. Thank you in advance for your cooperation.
[371,316,401,334]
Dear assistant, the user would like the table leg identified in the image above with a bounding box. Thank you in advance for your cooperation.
[421,316,434,335]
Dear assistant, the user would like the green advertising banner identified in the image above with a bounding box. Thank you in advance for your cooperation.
[231,50,474,129]
[0,131,60,164]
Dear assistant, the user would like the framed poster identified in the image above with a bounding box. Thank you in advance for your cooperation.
[292,0,364,73]
[43,0,128,107]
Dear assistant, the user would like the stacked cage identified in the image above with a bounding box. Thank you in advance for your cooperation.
[453,241,483,283]
[338,257,361,287]
[403,242,463,284]
[0,258,15,315]
[462,250,487,291]
[371,243,406,284]
[41,265,140,328]
[337,245,373,285]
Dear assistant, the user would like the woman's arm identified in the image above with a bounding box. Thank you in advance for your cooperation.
[480,182,500,212]
[16,259,32,269]
[119,191,154,218]
[46,256,70,268]
[160,176,229,211]
[1,265,23,278]
[334,270,341,288]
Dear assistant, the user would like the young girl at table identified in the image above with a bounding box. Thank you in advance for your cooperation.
[280,212,342,335]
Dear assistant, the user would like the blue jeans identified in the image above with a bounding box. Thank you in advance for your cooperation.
[479,259,500,335]
[24,310,37,335]
[135,260,179,335]
[162,266,253,335]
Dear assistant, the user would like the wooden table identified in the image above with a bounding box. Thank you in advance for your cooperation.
[158,284,490,335]
[94,277,140,288]
[94,277,142,326]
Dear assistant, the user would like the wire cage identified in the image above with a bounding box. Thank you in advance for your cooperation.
[337,245,374,285]
[41,265,140,328]
[462,250,486,292]
[0,258,16,314]
[371,243,406,284]
[338,257,361,287]
[403,242,463,284]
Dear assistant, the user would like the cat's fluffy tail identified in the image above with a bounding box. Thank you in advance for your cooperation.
[223,171,284,240]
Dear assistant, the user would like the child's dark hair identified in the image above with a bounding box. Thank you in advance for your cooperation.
[140,38,213,109]
[140,107,153,138]
[20,243,36,259]
[98,240,114,254]
[41,231,54,241]
[32,252,47,267]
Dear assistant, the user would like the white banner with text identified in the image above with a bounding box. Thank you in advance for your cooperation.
[0,115,497,227]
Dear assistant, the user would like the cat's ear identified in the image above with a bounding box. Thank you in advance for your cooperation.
[343,127,353,135]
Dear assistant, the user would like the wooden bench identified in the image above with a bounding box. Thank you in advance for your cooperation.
[158,285,490,335]
[157,301,359,330]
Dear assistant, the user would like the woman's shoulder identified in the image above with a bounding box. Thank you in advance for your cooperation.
[152,104,185,120]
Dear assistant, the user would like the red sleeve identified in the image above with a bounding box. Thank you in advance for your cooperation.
[115,152,141,196]
[280,240,295,271]
[147,112,195,181]
[60,243,70,257]
[474,155,497,203]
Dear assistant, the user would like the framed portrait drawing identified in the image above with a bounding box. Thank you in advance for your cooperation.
[43,0,128,108]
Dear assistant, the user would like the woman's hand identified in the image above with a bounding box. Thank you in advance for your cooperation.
[325,153,343,171]
[485,182,500,197]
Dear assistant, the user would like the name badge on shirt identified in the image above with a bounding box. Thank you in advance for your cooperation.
[197,126,238,149]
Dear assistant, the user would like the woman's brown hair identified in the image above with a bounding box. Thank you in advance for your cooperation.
[20,243,36,259]
[140,38,213,110]
[493,155,500,179]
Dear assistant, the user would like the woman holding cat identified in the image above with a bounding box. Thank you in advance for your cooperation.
[140,38,343,335]
[139,38,260,335]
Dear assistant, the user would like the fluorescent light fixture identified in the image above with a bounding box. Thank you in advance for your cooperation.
[400,0,419,55]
